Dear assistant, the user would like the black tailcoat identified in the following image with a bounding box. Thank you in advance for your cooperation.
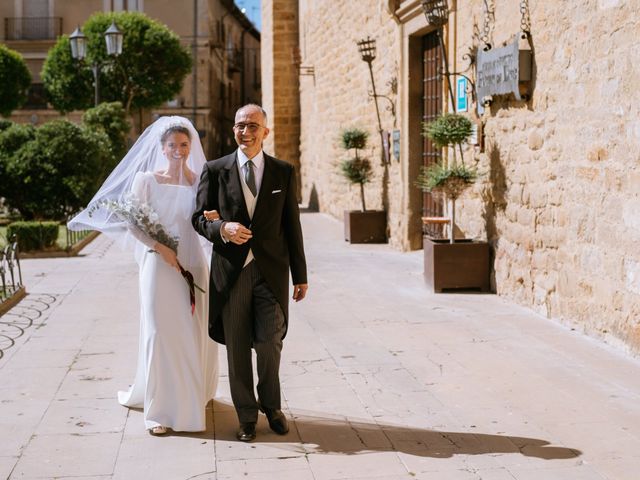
[192,151,307,344]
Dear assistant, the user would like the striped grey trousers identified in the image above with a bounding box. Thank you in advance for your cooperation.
[222,260,286,423]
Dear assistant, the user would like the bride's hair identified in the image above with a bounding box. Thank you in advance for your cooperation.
[160,124,192,144]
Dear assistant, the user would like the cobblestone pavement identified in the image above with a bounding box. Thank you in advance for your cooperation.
[1,212,639,479]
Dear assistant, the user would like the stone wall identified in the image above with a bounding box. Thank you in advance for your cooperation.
[261,0,301,180]
[297,0,404,246]
[452,0,640,353]
[261,0,640,354]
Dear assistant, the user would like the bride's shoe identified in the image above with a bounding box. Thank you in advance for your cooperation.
[150,426,168,436]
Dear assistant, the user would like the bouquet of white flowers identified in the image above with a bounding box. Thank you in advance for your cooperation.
[89,193,204,314]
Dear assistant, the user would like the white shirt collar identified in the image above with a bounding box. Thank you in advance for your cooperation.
[237,149,264,169]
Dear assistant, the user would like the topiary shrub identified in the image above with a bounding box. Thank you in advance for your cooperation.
[423,113,474,149]
[338,128,373,212]
[340,128,369,151]
[7,221,59,251]
[418,113,478,243]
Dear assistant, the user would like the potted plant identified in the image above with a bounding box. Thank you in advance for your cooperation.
[416,113,489,292]
[339,127,386,243]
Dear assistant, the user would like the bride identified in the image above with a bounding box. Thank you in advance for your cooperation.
[68,116,218,435]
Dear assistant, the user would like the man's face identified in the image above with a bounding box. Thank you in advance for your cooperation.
[233,107,269,158]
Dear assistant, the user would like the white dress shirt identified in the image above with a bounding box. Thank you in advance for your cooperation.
[235,149,264,266]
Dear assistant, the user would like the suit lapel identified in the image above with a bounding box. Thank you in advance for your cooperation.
[221,151,251,223]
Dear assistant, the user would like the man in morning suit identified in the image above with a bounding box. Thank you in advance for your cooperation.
[192,104,308,442]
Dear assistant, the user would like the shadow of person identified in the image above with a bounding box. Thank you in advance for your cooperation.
[176,401,581,461]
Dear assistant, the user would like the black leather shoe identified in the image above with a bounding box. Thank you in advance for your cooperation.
[236,422,256,442]
[261,408,289,435]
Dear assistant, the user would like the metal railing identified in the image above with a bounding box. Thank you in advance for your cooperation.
[0,237,23,304]
[4,17,62,40]
[66,227,91,250]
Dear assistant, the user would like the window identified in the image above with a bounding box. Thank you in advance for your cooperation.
[104,0,143,12]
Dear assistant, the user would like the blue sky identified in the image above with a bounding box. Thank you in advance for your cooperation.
[234,0,261,31]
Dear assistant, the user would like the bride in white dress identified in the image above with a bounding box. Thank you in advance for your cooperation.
[68,117,218,435]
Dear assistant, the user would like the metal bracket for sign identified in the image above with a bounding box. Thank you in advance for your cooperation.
[441,50,478,107]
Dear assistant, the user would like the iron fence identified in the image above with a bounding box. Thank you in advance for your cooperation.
[66,227,91,250]
[0,237,23,305]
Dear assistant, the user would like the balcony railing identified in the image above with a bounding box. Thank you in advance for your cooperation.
[4,17,62,40]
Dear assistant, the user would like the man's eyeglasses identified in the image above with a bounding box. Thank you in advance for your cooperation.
[233,123,264,133]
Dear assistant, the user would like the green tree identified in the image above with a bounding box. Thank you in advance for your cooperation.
[0,45,32,117]
[0,119,14,132]
[82,101,131,172]
[0,123,36,204]
[39,35,94,113]
[42,11,192,114]
[0,120,111,220]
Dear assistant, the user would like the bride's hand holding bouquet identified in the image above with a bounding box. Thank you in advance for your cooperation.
[155,241,180,273]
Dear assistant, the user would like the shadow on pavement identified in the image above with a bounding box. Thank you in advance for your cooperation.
[175,401,582,461]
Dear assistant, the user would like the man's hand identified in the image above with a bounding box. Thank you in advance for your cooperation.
[292,284,308,302]
[222,222,253,245]
[204,210,220,221]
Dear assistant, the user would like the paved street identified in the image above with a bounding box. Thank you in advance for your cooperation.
[1,212,640,479]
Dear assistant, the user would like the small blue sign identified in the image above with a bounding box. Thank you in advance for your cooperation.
[392,129,400,160]
[457,77,468,112]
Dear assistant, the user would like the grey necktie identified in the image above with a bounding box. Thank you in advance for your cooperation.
[245,160,257,197]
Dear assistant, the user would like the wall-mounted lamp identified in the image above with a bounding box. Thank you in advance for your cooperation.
[420,0,455,110]
[357,36,396,165]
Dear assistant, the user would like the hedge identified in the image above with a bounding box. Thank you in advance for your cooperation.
[7,221,59,251]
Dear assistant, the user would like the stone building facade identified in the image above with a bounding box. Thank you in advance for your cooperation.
[0,0,261,158]
[261,0,640,354]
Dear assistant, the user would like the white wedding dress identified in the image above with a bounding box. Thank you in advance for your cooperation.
[118,172,218,432]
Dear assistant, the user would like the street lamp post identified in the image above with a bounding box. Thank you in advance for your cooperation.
[69,21,123,106]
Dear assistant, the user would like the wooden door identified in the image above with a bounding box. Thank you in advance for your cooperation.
[422,31,444,238]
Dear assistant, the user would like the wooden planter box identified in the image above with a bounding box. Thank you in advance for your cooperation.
[424,237,490,293]
[344,210,387,244]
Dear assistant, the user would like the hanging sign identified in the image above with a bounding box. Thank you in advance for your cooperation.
[476,37,521,113]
